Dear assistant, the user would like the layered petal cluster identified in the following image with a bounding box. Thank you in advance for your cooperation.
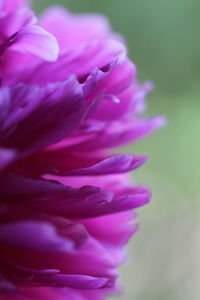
[0,1,164,299]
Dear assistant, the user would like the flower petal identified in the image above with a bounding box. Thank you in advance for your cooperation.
[0,259,109,290]
[3,174,151,219]
[40,6,112,50]
[34,274,109,289]
[0,221,75,253]
[18,38,126,85]
[28,184,150,219]
[0,7,36,38]
[10,25,59,62]
[64,154,148,176]
[0,0,30,13]
[0,148,15,171]
[16,151,148,177]
[0,77,85,158]
[67,116,166,152]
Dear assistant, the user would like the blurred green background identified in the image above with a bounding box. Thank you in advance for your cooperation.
[35,1,200,299]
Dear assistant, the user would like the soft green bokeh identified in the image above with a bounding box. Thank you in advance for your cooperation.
[34,1,200,299]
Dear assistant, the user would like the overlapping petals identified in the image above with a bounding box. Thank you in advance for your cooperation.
[0,0,59,82]
[0,1,165,300]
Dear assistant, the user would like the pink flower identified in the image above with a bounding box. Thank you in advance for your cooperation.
[0,1,165,299]
[0,0,58,83]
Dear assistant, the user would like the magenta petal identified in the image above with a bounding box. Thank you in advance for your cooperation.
[0,148,15,171]
[0,0,30,13]
[10,25,59,61]
[82,212,138,266]
[23,237,118,284]
[0,259,60,287]
[9,151,147,177]
[82,63,114,98]
[0,259,108,290]
[3,177,113,216]
[0,173,67,195]
[1,78,85,157]
[67,116,166,152]
[40,6,112,50]
[0,1,164,298]
[0,238,118,290]
[5,175,151,220]
[0,221,75,253]
[83,212,137,247]
[20,39,125,85]
[36,274,109,289]
[53,219,88,249]
[65,154,148,176]
[16,287,111,300]
[28,184,150,219]
[0,7,36,38]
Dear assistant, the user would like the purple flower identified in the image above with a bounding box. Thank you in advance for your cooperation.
[0,1,165,299]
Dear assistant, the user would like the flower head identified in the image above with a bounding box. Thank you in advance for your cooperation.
[0,1,165,299]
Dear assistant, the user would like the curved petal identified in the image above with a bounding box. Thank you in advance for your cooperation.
[40,6,112,50]
[18,39,126,85]
[0,7,36,38]
[17,152,148,177]
[10,25,59,61]
[0,259,109,290]
[64,154,148,176]
[2,237,118,285]
[66,116,166,152]
[26,184,151,219]
[0,221,75,253]
[0,77,85,158]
